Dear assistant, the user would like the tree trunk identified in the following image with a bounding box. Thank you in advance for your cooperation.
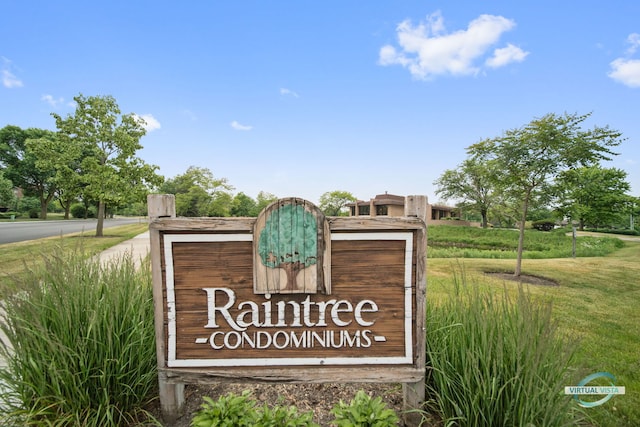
[40,203,48,220]
[59,198,71,220]
[96,200,105,237]
[481,209,489,228]
[282,261,303,291]
[39,190,56,220]
[515,195,530,277]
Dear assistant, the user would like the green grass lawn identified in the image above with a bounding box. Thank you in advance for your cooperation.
[0,223,149,296]
[427,226,639,427]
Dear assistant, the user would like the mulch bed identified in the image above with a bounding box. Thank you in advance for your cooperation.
[144,382,441,426]
[486,272,559,287]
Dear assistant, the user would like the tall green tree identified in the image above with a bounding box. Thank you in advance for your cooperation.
[553,165,631,230]
[318,190,356,216]
[255,191,278,212]
[207,191,233,217]
[468,112,623,276]
[26,132,85,219]
[230,192,258,216]
[0,126,59,219]
[159,166,233,217]
[52,94,162,236]
[434,156,494,228]
[0,170,15,209]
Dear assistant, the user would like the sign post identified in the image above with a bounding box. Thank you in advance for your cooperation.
[148,195,427,425]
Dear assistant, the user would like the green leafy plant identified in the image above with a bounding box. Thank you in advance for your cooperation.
[330,389,399,427]
[255,403,319,427]
[191,391,318,427]
[190,391,258,427]
[427,224,623,258]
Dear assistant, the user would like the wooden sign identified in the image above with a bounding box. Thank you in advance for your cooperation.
[148,195,427,424]
[253,198,331,294]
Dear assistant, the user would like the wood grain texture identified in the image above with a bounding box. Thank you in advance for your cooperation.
[150,214,426,382]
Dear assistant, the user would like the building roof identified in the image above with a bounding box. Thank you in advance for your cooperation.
[346,193,405,207]
[372,193,404,206]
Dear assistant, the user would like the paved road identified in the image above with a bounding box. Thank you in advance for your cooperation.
[0,217,146,245]
[573,230,640,242]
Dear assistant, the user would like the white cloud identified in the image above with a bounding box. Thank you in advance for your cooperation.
[41,94,65,108]
[608,33,640,88]
[134,114,162,132]
[379,10,528,79]
[1,57,23,88]
[280,87,299,98]
[486,43,529,68]
[626,33,640,54]
[608,58,640,88]
[230,120,252,131]
[2,70,22,88]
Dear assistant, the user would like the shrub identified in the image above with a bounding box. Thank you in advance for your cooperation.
[427,224,624,259]
[190,391,319,427]
[0,247,157,426]
[330,389,399,427]
[532,219,556,231]
[425,274,583,426]
[0,211,18,219]
[71,203,96,218]
[255,403,319,427]
[191,391,259,427]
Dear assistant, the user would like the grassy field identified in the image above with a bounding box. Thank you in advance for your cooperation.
[0,223,149,296]
[427,226,639,427]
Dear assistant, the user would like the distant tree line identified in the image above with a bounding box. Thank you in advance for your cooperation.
[0,94,360,233]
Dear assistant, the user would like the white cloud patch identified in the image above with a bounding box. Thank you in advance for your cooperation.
[608,33,640,88]
[134,114,161,132]
[626,33,640,54]
[41,94,66,108]
[230,120,252,131]
[486,43,529,68]
[280,88,299,98]
[379,10,528,79]
[608,58,640,88]
[1,57,23,88]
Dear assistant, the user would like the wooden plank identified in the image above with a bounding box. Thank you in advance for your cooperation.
[403,195,428,427]
[159,366,424,384]
[150,215,425,232]
[148,196,184,422]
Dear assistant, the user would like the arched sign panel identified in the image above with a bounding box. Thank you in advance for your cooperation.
[253,198,331,295]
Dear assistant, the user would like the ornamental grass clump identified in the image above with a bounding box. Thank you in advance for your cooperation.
[426,272,583,427]
[0,247,157,426]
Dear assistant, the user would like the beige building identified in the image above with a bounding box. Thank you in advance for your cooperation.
[347,193,478,226]
[348,192,406,217]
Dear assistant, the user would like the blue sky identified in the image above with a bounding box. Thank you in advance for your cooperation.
[2,1,639,205]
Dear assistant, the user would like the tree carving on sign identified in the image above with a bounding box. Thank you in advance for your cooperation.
[254,198,330,294]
